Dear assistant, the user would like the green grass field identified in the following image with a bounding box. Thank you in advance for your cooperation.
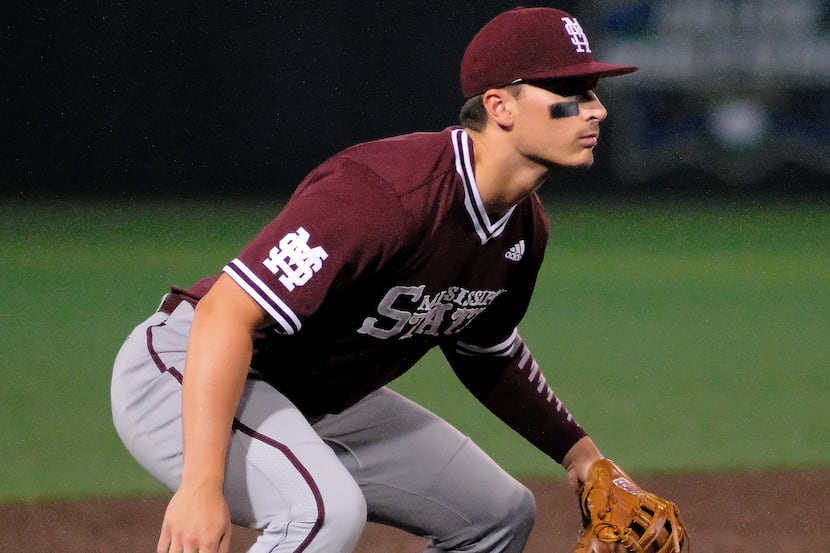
[1,199,828,503]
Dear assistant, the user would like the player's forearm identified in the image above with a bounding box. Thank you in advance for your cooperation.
[446,334,586,463]
[180,327,250,489]
[179,281,259,490]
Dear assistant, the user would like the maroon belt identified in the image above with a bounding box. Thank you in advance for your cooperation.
[158,294,189,315]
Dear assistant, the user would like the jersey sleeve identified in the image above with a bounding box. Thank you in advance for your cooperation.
[223,156,409,334]
[441,332,586,463]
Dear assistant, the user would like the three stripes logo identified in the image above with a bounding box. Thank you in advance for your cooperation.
[505,239,525,262]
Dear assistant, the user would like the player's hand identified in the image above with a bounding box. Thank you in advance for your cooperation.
[561,436,604,494]
[157,484,231,553]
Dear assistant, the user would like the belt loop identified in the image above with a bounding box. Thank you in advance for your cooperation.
[156,293,172,313]
[157,293,186,315]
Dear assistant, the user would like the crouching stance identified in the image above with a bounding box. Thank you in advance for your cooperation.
[108,7,673,553]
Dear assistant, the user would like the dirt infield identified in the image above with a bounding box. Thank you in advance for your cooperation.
[2,469,826,552]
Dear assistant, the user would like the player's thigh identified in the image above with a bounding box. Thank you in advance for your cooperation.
[225,377,367,553]
[112,304,366,547]
[111,305,190,490]
[312,388,533,537]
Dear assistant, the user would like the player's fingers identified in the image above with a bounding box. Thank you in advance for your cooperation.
[168,538,186,553]
[161,532,193,553]
[172,532,224,553]
[156,527,172,553]
[218,527,232,553]
[157,528,192,553]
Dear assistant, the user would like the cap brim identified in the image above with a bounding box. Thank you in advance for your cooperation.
[545,61,639,79]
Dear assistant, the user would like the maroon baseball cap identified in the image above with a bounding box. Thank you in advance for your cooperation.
[461,7,638,98]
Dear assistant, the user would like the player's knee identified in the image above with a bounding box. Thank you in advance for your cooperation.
[478,485,535,552]
[326,484,367,530]
[441,484,535,552]
[318,480,367,546]
[497,484,535,533]
[267,483,366,552]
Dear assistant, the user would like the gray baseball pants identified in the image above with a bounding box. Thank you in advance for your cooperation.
[111,299,535,553]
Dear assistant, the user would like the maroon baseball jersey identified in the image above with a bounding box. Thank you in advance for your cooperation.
[176,127,585,460]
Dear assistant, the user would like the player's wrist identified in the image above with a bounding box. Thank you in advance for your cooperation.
[561,436,603,486]
[179,465,226,494]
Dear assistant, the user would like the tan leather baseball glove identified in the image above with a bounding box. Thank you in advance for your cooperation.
[574,459,689,553]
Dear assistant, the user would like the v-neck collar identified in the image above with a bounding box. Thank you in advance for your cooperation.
[451,128,515,245]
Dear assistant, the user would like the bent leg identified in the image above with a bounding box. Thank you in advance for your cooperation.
[226,378,367,553]
[313,388,535,553]
[111,302,366,553]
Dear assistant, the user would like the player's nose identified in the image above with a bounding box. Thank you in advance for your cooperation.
[584,93,608,122]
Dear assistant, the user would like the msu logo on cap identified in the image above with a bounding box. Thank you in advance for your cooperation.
[561,17,591,53]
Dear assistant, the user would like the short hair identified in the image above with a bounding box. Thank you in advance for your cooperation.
[459,84,523,132]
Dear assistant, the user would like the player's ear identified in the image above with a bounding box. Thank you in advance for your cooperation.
[482,88,515,130]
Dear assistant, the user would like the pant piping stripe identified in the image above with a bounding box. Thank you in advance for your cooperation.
[146,321,184,383]
[233,420,327,553]
[146,317,326,552]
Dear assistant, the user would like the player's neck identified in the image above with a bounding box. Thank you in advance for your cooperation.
[467,128,549,215]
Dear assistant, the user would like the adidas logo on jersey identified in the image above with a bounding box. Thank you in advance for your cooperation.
[505,240,525,262]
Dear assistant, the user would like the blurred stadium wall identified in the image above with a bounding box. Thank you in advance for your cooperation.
[4,1,828,200]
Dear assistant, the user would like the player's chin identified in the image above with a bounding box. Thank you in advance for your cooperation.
[542,159,595,175]
[565,152,596,169]
[536,151,596,172]
[559,147,597,169]
[575,156,596,168]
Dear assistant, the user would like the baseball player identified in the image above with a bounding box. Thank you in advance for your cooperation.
[111,7,680,553]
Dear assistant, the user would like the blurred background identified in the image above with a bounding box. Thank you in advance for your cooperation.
[2,1,829,514]
[5,0,829,200]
